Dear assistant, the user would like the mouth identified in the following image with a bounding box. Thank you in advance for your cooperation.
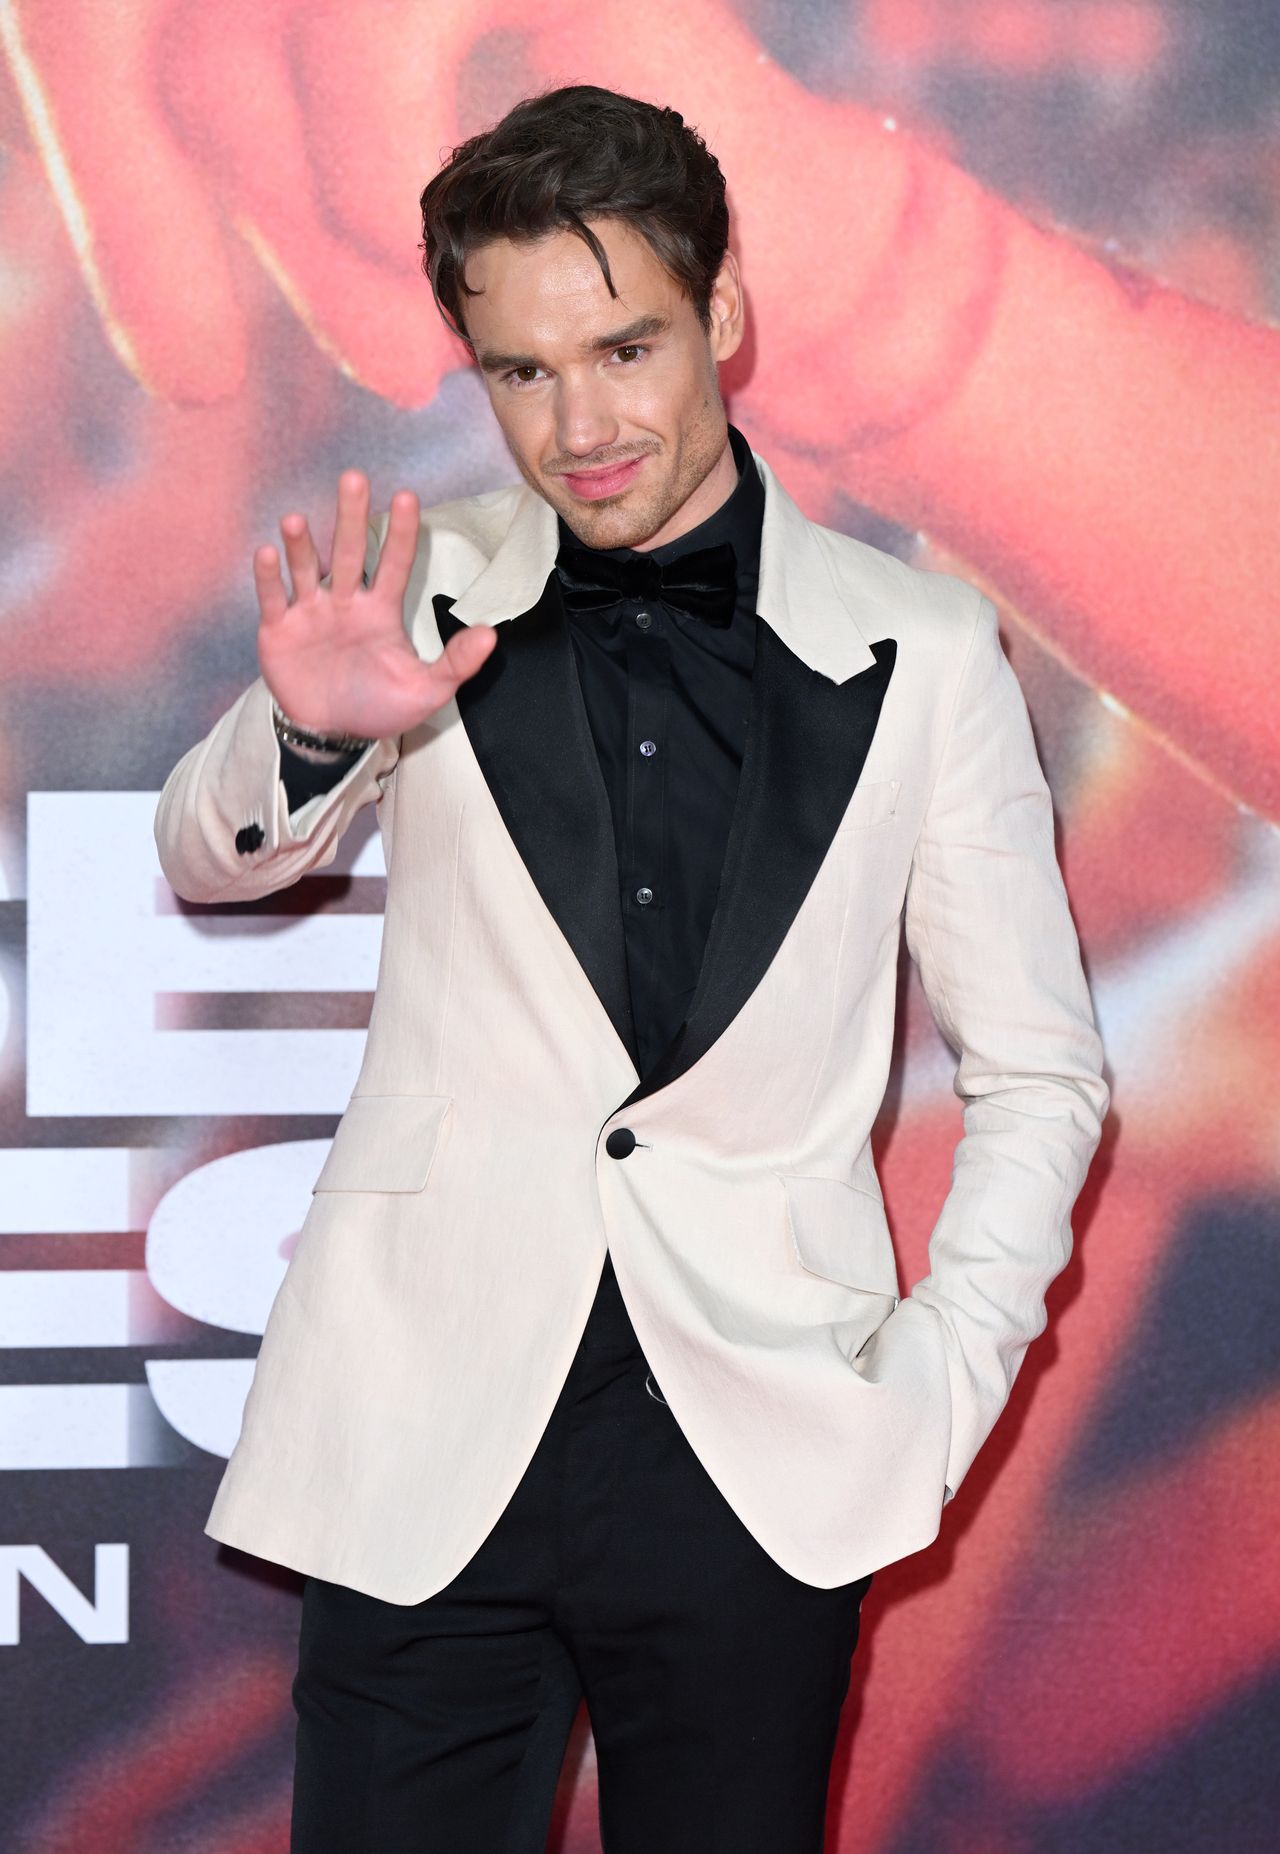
[560,456,646,501]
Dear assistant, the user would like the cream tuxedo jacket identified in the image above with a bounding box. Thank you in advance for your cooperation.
[155,440,1109,1603]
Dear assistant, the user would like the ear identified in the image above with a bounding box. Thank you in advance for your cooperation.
[707,248,745,364]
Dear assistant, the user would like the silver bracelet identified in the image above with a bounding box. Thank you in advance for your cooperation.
[271,698,375,755]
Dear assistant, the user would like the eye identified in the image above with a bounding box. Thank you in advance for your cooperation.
[506,364,545,388]
[612,345,646,364]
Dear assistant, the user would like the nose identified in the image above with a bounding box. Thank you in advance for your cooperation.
[554,372,620,465]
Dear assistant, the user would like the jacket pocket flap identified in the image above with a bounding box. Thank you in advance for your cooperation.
[776,1171,901,1301]
[312,1093,454,1194]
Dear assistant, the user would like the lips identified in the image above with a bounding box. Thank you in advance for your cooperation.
[561,456,645,501]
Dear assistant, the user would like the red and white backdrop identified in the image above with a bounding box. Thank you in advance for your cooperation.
[2,2,1277,1849]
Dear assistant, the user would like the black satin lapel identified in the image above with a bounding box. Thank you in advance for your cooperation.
[434,581,639,1070]
[621,625,898,1110]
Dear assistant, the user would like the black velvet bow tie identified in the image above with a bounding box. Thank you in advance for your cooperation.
[556,538,739,628]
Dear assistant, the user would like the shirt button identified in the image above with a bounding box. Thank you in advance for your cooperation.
[635,610,653,630]
[639,739,657,757]
[636,886,653,905]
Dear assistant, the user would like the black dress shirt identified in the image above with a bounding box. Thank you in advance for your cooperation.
[555,422,762,1076]
[279,423,764,1082]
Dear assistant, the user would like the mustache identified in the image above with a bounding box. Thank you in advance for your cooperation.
[548,449,656,476]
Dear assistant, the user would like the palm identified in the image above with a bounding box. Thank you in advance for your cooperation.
[254,469,496,740]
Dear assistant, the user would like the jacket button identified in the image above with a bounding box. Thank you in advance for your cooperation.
[605,1127,636,1159]
[235,823,265,855]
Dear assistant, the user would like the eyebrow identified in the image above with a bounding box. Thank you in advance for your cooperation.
[475,313,672,375]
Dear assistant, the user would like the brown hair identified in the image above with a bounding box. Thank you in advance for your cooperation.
[419,84,729,347]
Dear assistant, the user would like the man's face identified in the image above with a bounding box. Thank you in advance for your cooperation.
[462,217,745,551]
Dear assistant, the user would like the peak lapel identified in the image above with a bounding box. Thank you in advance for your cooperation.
[434,578,640,1072]
[430,438,898,1108]
[619,621,897,1112]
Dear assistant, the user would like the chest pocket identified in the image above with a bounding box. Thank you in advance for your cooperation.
[834,778,900,833]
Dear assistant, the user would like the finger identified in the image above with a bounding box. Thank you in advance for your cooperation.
[253,544,290,627]
[423,624,499,701]
[330,468,370,600]
[279,511,320,603]
[368,488,421,606]
[399,625,498,723]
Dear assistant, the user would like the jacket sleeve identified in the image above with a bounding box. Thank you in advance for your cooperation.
[902,590,1110,1503]
[153,515,400,904]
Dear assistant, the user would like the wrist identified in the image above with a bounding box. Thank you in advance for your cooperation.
[270,696,375,756]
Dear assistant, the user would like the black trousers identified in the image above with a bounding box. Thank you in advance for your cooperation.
[290,1253,874,1852]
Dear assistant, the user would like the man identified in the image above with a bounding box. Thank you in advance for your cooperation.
[155,83,1109,1853]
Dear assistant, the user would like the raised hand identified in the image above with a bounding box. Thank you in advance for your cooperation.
[254,469,497,741]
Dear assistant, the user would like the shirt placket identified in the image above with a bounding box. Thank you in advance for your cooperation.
[618,599,672,1047]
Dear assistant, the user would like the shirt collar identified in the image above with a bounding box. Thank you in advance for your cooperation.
[442,432,880,684]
